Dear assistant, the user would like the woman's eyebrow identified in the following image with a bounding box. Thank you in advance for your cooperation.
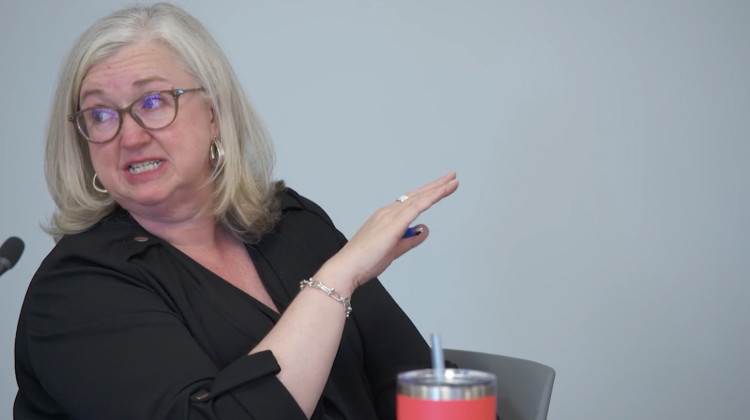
[79,77,171,104]
[132,76,169,88]
[79,88,104,104]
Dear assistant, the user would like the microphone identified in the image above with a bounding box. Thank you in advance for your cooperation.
[0,236,25,277]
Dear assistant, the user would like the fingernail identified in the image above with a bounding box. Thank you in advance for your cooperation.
[414,226,424,235]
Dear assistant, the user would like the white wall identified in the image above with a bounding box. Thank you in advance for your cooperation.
[1,1,748,418]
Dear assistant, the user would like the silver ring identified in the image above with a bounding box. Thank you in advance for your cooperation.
[396,195,409,203]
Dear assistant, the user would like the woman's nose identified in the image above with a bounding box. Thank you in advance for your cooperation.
[118,112,151,147]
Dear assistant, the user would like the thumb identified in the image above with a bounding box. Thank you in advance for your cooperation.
[393,224,429,260]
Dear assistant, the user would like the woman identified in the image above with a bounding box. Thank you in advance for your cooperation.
[14,3,458,420]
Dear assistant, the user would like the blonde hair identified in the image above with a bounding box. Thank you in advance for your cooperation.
[46,2,282,242]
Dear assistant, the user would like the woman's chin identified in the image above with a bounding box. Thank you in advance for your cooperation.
[114,192,172,212]
[115,189,211,220]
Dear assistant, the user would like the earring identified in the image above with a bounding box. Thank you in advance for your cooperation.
[209,137,225,168]
[92,173,108,194]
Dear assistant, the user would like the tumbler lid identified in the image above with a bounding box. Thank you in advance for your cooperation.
[397,368,497,400]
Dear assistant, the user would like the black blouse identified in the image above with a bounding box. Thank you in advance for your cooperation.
[14,188,432,419]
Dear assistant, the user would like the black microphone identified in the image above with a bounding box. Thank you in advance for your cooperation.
[0,236,25,277]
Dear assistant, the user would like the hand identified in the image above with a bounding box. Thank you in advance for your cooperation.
[317,172,459,295]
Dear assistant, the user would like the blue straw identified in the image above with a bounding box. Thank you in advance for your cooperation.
[431,333,445,380]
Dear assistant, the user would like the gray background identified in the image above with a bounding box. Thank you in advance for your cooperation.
[1,1,748,419]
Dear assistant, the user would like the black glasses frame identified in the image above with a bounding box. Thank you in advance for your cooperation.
[67,88,205,143]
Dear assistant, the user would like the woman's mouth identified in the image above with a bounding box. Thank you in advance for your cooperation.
[128,160,162,174]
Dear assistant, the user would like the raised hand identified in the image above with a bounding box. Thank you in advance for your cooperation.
[318,171,459,295]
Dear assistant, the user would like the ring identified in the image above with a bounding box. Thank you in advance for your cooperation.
[396,195,409,203]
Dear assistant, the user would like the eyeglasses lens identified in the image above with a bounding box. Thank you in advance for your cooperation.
[77,92,177,143]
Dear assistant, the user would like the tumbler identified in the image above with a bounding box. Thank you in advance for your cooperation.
[397,368,496,420]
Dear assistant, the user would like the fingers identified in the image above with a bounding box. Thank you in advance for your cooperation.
[392,171,459,222]
[402,171,457,201]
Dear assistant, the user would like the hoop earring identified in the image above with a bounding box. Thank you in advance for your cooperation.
[92,173,108,194]
[209,137,225,169]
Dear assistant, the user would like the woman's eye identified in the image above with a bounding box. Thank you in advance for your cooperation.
[140,94,164,110]
[90,108,115,123]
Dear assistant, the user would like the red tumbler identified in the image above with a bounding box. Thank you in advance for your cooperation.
[397,368,496,420]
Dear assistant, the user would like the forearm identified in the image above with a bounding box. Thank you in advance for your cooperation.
[250,260,353,418]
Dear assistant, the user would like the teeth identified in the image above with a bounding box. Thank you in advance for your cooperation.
[128,160,162,174]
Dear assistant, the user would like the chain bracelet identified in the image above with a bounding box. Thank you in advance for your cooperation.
[299,278,352,317]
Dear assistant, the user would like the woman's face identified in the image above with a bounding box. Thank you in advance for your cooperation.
[80,40,218,223]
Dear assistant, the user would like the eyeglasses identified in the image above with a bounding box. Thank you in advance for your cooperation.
[67,88,205,143]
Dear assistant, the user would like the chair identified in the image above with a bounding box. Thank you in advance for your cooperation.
[443,349,555,420]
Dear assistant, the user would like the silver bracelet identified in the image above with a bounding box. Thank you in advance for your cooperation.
[299,278,352,317]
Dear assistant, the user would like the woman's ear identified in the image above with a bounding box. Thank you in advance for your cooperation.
[209,107,220,139]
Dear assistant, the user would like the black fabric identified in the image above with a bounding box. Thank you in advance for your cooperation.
[14,188,431,419]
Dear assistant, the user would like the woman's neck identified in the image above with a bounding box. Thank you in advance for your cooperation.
[129,202,223,250]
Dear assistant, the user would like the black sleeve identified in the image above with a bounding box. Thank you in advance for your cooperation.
[284,188,432,420]
[18,258,307,420]
[352,280,432,420]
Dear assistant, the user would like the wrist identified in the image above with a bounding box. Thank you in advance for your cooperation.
[313,259,359,297]
[299,278,353,317]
